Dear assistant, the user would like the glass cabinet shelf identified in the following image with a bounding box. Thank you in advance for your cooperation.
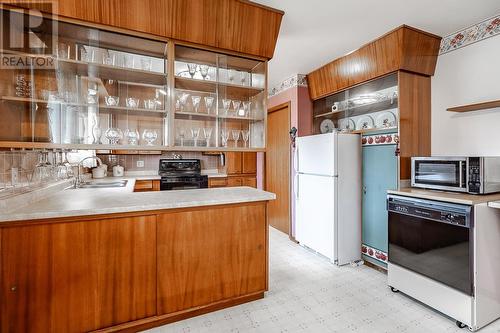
[0,8,267,151]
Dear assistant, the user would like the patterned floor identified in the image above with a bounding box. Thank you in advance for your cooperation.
[147,227,500,333]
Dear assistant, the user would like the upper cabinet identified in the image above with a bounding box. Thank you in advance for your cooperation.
[307,25,441,100]
[5,0,284,59]
[0,7,268,151]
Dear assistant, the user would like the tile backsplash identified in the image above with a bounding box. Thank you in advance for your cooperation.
[97,151,220,172]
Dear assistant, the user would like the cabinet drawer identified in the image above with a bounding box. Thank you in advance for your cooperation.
[242,177,257,188]
[227,177,243,187]
[209,178,228,188]
[134,180,160,192]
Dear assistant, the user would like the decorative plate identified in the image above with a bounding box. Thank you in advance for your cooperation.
[338,118,355,131]
[375,111,397,128]
[320,119,335,134]
[356,115,375,130]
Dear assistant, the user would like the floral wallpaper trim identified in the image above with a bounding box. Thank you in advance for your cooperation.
[361,244,388,264]
[268,74,308,97]
[440,14,500,55]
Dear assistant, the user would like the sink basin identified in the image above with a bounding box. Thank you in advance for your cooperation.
[77,180,128,189]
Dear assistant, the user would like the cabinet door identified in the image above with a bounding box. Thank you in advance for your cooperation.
[242,152,257,174]
[157,203,267,314]
[362,144,398,261]
[242,176,257,188]
[1,216,156,333]
[227,176,243,187]
[209,178,228,188]
[226,152,243,174]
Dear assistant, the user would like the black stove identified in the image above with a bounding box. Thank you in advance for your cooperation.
[159,159,208,191]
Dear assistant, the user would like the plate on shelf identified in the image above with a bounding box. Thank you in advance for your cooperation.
[320,119,335,133]
[375,111,397,129]
[356,115,375,130]
[338,118,355,131]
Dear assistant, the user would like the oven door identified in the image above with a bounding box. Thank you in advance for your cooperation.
[388,195,473,295]
[160,177,208,191]
[411,157,467,192]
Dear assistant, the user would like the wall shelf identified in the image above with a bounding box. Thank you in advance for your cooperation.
[447,100,500,113]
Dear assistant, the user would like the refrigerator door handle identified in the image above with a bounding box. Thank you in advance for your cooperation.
[294,174,299,200]
[293,145,299,172]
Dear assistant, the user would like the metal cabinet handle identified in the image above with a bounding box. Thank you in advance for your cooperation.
[363,186,367,195]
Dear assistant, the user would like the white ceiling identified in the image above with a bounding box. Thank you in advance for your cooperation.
[256,0,500,89]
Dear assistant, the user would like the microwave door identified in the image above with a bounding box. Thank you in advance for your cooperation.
[412,159,466,192]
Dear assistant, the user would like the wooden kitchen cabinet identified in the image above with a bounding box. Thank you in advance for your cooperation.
[134,179,160,192]
[227,176,243,187]
[242,152,258,174]
[156,203,267,314]
[208,177,228,188]
[0,216,157,333]
[226,152,257,175]
[242,176,258,188]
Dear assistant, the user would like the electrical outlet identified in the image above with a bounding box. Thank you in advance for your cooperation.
[136,160,145,168]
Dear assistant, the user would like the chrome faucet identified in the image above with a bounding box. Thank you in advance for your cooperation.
[74,156,103,188]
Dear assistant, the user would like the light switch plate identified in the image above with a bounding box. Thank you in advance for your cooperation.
[136,160,145,168]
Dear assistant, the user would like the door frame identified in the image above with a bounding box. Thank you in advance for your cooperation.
[265,101,292,238]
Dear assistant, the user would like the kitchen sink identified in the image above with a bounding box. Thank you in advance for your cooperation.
[76,180,128,189]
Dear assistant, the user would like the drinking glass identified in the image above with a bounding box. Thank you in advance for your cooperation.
[227,69,235,83]
[222,99,232,115]
[54,150,68,180]
[178,128,186,146]
[242,101,251,117]
[32,151,51,184]
[56,42,70,59]
[221,129,230,148]
[191,95,201,113]
[203,127,213,147]
[140,58,153,71]
[80,47,89,62]
[125,97,139,108]
[142,129,158,146]
[199,65,209,80]
[232,100,241,115]
[238,71,246,85]
[190,127,201,147]
[242,129,250,148]
[103,53,116,66]
[144,99,156,110]
[204,96,215,114]
[62,150,74,179]
[105,96,120,106]
[125,129,140,145]
[105,127,123,145]
[179,92,190,111]
[231,130,240,147]
[187,63,197,78]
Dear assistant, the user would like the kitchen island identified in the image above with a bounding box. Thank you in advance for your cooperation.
[0,185,275,332]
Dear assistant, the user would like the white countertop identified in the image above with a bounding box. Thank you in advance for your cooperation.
[0,179,275,222]
[388,188,500,205]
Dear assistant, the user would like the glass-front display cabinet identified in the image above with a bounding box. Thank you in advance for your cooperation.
[0,8,267,151]
[313,73,399,135]
[173,45,266,150]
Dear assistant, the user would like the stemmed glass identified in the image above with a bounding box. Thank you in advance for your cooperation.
[204,96,214,114]
[200,65,209,80]
[222,99,232,116]
[187,63,197,78]
[231,129,240,148]
[125,129,140,145]
[179,92,190,111]
[62,150,74,179]
[54,150,68,180]
[191,95,201,113]
[221,129,230,148]
[178,128,186,146]
[32,150,51,184]
[242,129,250,148]
[190,127,201,147]
[242,101,251,117]
[239,71,246,85]
[142,129,158,146]
[227,69,235,83]
[203,127,213,147]
[232,100,241,116]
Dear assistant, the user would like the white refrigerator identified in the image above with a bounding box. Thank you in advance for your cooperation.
[294,132,361,265]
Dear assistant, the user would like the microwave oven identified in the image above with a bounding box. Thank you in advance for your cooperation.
[411,157,500,194]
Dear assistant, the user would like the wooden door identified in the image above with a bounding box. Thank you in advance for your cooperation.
[242,152,257,174]
[157,203,267,314]
[0,216,157,333]
[226,152,243,175]
[266,103,291,235]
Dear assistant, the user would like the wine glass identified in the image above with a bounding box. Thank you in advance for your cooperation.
[204,96,215,114]
[239,71,246,85]
[179,92,190,111]
[221,129,230,148]
[190,127,201,147]
[142,129,158,146]
[242,129,250,148]
[199,65,209,80]
[222,99,232,116]
[125,129,140,145]
[203,127,213,147]
[191,95,201,113]
[231,129,240,147]
[232,100,241,115]
[187,63,197,78]
[177,127,186,146]
[242,101,251,117]
[105,127,123,145]
[227,69,235,83]
[62,150,74,179]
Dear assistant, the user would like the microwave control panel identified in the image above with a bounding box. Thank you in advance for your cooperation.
[468,157,481,194]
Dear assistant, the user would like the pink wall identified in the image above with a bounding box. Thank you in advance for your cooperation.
[258,85,313,237]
